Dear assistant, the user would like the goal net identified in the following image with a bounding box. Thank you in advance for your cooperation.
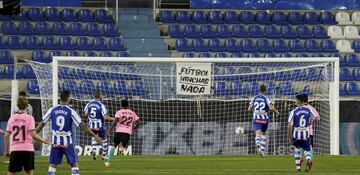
[27,57,339,156]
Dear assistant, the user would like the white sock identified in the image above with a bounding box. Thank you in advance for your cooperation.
[71,167,80,175]
[260,135,267,153]
[48,167,56,175]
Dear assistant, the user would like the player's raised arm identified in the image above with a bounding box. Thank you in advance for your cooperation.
[269,104,280,115]
[35,107,52,133]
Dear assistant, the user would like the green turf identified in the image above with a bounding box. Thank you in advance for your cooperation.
[0,155,359,175]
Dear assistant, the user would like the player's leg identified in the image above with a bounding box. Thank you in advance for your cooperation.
[65,145,80,175]
[48,147,62,175]
[118,133,130,156]
[303,140,313,172]
[23,151,35,175]
[253,119,262,153]
[98,127,109,160]
[8,151,24,175]
[25,170,33,175]
[90,130,99,160]
[292,140,302,172]
[105,133,120,167]
[259,122,268,157]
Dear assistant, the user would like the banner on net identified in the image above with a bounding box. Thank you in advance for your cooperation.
[176,63,212,95]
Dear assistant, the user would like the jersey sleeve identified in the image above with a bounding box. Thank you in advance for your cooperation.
[42,108,52,123]
[101,104,107,117]
[115,111,120,118]
[28,104,33,116]
[249,97,255,105]
[133,112,139,121]
[71,109,82,127]
[308,105,320,120]
[288,110,295,125]
[28,116,35,131]
[265,96,272,105]
[83,102,90,114]
[5,117,12,133]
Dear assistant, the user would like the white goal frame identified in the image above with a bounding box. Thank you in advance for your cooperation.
[52,56,340,155]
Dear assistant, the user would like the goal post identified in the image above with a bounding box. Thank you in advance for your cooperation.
[31,56,339,156]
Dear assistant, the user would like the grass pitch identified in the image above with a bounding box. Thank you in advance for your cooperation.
[0,155,359,175]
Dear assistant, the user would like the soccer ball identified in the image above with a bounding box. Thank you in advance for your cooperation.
[235,127,245,135]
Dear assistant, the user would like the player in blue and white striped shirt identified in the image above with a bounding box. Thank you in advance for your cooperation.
[84,91,114,160]
[248,85,280,157]
[288,94,317,172]
[36,90,101,175]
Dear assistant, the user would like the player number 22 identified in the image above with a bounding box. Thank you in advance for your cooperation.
[254,102,266,113]
[120,116,133,127]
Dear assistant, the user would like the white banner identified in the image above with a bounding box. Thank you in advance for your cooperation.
[176,63,212,95]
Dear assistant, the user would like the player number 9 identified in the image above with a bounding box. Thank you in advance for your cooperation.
[56,116,65,130]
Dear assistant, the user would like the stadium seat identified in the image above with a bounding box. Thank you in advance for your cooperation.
[8,36,22,49]
[240,11,255,24]
[214,82,228,95]
[59,36,76,50]
[69,23,86,36]
[168,24,184,38]
[340,68,353,81]
[312,26,329,39]
[97,81,114,94]
[321,40,338,52]
[86,23,102,36]
[248,82,260,95]
[305,39,322,52]
[76,37,93,50]
[4,65,22,79]
[48,51,63,61]
[278,82,295,95]
[0,14,11,21]
[257,39,273,53]
[131,82,146,95]
[109,37,125,51]
[247,53,260,58]
[306,68,320,81]
[281,26,297,38]
[256,11,272,24]
[304,12,320,24]
[248,25,264,38]
[272,12,288,25]
[345,53,360,66]
[79,9,95,22]
[1,21,18,35]
[200,25,217,38]
[208,38,223,52]
[160,11,175,23]
[296,25,312,39]
[329,53,345,66]
[184,25,200,38]
[175,11,192,24]
[83,51,97,57]
[224,11,240,24]
[320,11,336,25]
[214,52,228,58]
[99,51,113,57]
[340,83,347,95]
[0,36,7,49]
[288,12,303,24]
[239,67,252,73]
[118,52,130,57]
[193,11,208,24]
[63,80,78,93]
[217,25,231,38]
[182,52,195,58]
[344,26,360,39]
[232,25,249,38]
[52,22,68,35]
[22,65,36,79]
[273,39,289,52]
[45,8,62,21]
[103,23,119,37]
[352,40,360,52]
[19,21,35,35]
[24,36,42,50]
[42,36,58,50]
[279,53,293,57]
[176,38,191,52]
[265,25,281,38]
[11,10,27,21]
[303,85,312,95]
[328,25,345,39]
[296,53,309,57]
[240,39,256,52]
[198,52,211,58]
[35,22,51,35]
[209,11,224,24]
[231,81,245,95]
[353,68,360,81]
[336,40,354,53]
[65,51,80,57]
[312,53,325,57]
[192,38,208,52]
[31,50,49,63]
[93,37,107,51]
[59,67,72,80]
[352,12,360,25]
[114,81,130,95]
[289,39,305,52]
[27,8,45,21]
[346,82,360,95]
[95,9,113,23]
[230,53,242,58]
[336,12,352,25]
[79,80,96,94]
[0,50,13,64]
[224,38,239,52]
[264,53,276,58]
[27,80,40,94]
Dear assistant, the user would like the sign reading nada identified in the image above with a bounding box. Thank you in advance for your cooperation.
[176,63,212,95]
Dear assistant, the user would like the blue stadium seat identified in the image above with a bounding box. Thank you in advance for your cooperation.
[224,11,240,24]
[0,36,7,49]
[256,11,272,24]
[182,52,195,58]
[353,68,360,81]
[0,50,13,64]
[240,11,255,24]
[248,25,264,38]
[35,22,51,35]
[24,36,42,49]
[278,82,295,95]
[4,65,22,79]
[214,52,228,58]
[279,53,293,57]
[273,39,289,52]
[231,81,245,95]
[62,9,79,22]
[59,67,72,79]
[247,53,260,58]
[264,53,276,58]
[184,25,199,38]
[1,21,18,35]
[217,25,231,38]
[19,21,35,35]
[193,11,208,24]
[84,51,97,57]
[11,10,27,21]
[239,67,252,73]
[66,51,81,56]
[209,11,224,24]
[329,53,345,66]
[232,25,248,38]
[345,53,360,66]
[321,40,338,52]
[42,36,58,50]
[231,52,243,58]
[69,23,86,36]
[346,82,360,95]
[265,82,276,95]
[352,40,360,52]
[103,23,119,37]
[99,51,113,57]
[224,67,237,74]
[304,12,320,24]
[63,80,78,94]
[176,38,191,52]
[303,85,312,95]
[168,24,184,38]
[95,9,113,23]
[0,14,11,21]
[86,23,102,36]
[22,65,36,79]
[289,39,305,52]
[108,37,125,51]
[198,52,211,58]
[288,12,303,24]
[340,83,347,96]
[224,38,239,52]
[79,80,95,94]
[208,38,223,52]
[214,82,228,95]
[79,9,95,22]
[175,11,192,24]
[256,67,270,80]
[240,39,256,52]
[31,50,49,63]
[320,11,336,25]
[76,37,93,50]
[27,80,40,94]
[313,26,329,39]
[340,68,353,81]
[272,12,288,25]
[45,8,62,21]
[281,26,297,38]
[114,81,130,95]
[192,38,208,52]
[296,25,312,39]
[93,37,107,51]
[312,53,325,57]
[8,36,22,49]
[52,22,68,35]
[59,36,76,50]
[131,82,146,95]
[265,25,281,38]
[296,53,309,57]
[305,39,322,52]
[160,11,175,23]
[97,81,114,94]
[306,68,320,81]
[117,52,129,57]
[257,39,273,52]
[27,8,45,21]
[274,67,288,81]
[248,82,260,95]
[48,51,63,61]
[200,25,217,38]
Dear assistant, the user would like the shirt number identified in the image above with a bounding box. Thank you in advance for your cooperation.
[254,102,266,114]
[56,116,65,130]
[120,116,133,127]
[13,125,26,141]
[89,108,97,118]
[299,115,306,127]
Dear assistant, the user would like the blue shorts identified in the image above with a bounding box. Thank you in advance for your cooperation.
[91,127,107,138]
[252,119,269,132]
[49,144,78,165]
[292,139,311,151]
